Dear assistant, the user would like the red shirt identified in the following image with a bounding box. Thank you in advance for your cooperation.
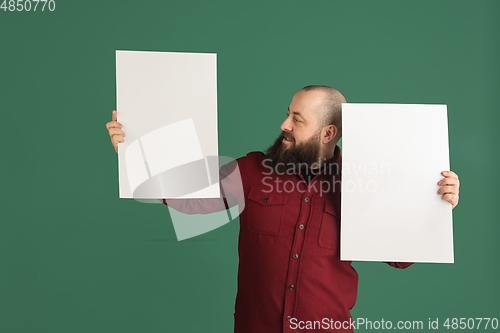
[162,145,413,332]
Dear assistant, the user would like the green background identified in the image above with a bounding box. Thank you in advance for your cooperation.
[1,0,498,332]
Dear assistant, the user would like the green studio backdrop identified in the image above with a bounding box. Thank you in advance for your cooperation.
[0,0,498,332]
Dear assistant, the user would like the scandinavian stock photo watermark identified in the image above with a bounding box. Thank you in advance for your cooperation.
[289,317,499,331]
[261,158,391,196]
[138,155,392,240]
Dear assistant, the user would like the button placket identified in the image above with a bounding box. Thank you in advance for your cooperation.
[283,190,314,331]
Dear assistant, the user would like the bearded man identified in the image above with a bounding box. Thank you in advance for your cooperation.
[106,85,460,333]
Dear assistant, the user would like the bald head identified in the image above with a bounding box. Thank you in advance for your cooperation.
[300,85,346,141]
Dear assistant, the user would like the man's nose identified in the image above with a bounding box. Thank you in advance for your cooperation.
[281,118,292,132]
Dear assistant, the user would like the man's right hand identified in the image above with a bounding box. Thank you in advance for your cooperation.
[106,110,125,153]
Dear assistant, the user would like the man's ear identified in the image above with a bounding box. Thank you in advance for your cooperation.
[322,125,337,144]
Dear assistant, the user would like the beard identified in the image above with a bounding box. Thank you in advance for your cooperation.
[265,131,321,174]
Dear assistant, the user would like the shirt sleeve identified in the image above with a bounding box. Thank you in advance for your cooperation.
[157,156,246,215]
[384,262,414,269]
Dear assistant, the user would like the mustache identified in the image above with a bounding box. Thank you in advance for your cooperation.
[281,132,294,142]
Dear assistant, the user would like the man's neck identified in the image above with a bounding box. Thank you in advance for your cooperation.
[311,149,336,169]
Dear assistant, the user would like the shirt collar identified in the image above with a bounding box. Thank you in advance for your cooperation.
[321,144,342,175]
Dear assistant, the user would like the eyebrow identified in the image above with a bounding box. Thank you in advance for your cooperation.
[287,107,303,117]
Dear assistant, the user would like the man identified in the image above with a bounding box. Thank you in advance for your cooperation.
[106,86,460,332]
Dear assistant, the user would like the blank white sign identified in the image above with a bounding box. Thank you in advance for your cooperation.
[116,50,219,199]
[340,103,454,263]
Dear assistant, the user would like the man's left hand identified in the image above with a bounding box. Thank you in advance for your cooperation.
[437,171,460,209]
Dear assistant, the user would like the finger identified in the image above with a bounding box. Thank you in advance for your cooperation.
[112,110,117,121]
[437,177,459,187]
[112,135,125,143]
[441,171,458,179]
[437,185,459,195]
[106,121,123,131]
[109,128,125,138]
[442,193,458,207]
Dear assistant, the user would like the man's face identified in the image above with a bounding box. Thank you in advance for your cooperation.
[266,90,325,173]
[280,90,324,147]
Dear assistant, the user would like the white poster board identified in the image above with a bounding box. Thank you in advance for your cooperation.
[116,50,219,199]
[340,103,454,263]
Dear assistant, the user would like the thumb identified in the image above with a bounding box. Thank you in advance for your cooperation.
[112,110,117,121]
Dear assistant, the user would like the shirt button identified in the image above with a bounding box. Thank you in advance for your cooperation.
[287,315,292,321]
[263,197,269,202]
[299,224,304,229]
[289,285,295,290]
[304,197,309,202]
[293,254,299,259]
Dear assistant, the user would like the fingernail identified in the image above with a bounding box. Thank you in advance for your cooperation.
[443,171,448,175]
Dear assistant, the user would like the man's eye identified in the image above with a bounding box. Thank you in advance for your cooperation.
[294,117,300,123]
